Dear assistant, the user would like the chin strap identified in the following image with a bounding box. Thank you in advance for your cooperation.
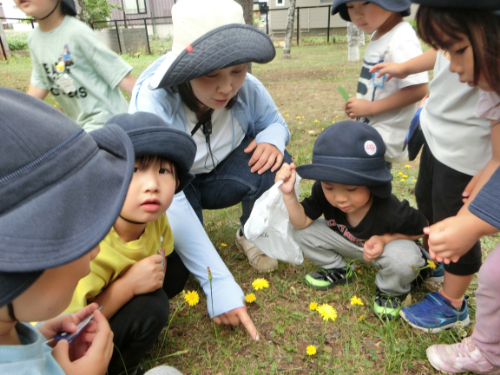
[36,0,59,20]
[7,302,17,321]
[119,215,146,225]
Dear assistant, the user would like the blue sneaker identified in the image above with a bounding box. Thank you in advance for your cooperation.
[399,291,469,333]
[427,262,444,283]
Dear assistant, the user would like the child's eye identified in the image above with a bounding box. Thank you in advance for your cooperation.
[159,168,171,174]
[133,167,141,173]
[206,73,219,78]
[455,47,467,55]
[347,188,357,192]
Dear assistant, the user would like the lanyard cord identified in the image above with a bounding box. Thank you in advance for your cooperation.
[191,109,219,174]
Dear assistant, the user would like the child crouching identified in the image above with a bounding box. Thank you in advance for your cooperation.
[276,121,428,318]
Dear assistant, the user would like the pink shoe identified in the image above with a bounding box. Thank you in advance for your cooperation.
[426,337,500,374]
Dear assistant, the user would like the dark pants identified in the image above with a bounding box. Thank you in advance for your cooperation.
[415,143,482,275]
[108,251,189,375]
[183,136,292,227]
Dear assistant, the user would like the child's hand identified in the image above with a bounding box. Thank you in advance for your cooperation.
[369,62,408,81]
[363,235,385,262]
[424,212,485,263]
[244,140,283,174]
[345,98,373,118]
[275,163,296,195]
[462,170,482,204]
[39,303,100,341]
[52,310,113,375]
[123,254,165,296]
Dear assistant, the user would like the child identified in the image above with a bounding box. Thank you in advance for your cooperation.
[369,48,491,333]
[275,121,428,318]
[395,1,500,373]
[63,112,197,375]
[130,0,289,337]
[0,87,134,374]
[16,0,136,131]
[331,0,429,166]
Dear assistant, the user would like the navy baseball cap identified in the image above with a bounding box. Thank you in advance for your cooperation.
[0,88,134,307]
[296,121,393,198]
[332,0,411,21]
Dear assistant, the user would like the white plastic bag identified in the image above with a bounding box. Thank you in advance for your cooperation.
[244,177,304,265]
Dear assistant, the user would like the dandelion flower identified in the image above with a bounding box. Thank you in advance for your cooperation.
[314,120,319,123]
[413,179,417,183]
[302,116,305,119]
[245,293,256,303]
[220,243,227,247]
[403,174,408,178]
[405,164,411,168]
[322,128,324,131]
[296,116,301,120]
[427,260,437,270]
[184,290,199,306]
[358,314,365,322]
[309,302,318,311]
[350,296,364,306]
[397,172,403,175]
[401,179,405,182]
[285,114,289,117]
[332,121,336,124]
[252,278,269,290]
[306,345,317,356]
[53,105,57,108]
[317,304,337,321]
[336,115,339,118]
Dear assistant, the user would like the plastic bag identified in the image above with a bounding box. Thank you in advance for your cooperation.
[244,178,304,265]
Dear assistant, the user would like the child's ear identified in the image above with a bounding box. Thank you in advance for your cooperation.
[176,179,180,190]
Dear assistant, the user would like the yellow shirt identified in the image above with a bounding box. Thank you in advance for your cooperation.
[65,214,173,313]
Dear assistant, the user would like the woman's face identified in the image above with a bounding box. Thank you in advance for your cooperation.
[190,64,247,110]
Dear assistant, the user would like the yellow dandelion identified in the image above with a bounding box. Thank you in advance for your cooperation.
[427,260,437,270]
[398,172,403,175]
[184,290,199,306]
[405,164,411,168]
[285,114,289,117]
[403,174,408,178]
[332,121,335,124]
[309,302,318,311]
[296,116,301,119]
[306,345,317,356]
[322,128,324,131]
[350,296,364,306]
[252,278,269,290]
[401,179,405,182]
[53,105,57,108]
[245,293,256,303]
[336,115,339,118]
[413,179,417,183]
[302,116,305,119]
[220,243,227,247]
[358,314,365,322]
[316,304,337,321]
[314,120,319,123]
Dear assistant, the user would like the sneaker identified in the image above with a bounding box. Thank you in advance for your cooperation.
[427,262,445,283]
[305,268,353,291]
[399,291,470,333]
[235,229,278,272]
[427,337,500,374]
[373,288,403,319]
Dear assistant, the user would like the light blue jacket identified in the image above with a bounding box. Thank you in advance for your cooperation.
[129,53,290,317]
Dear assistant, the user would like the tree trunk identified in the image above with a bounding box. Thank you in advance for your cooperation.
[0,25,10,60]
[282,0,297,59]
[74,0,87,23]
[347,22,363,62]
[234,0,254,73]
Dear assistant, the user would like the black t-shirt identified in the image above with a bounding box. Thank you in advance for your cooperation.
[301,181,427,247]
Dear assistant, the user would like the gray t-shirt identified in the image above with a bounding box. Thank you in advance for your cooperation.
[28,16,132,131]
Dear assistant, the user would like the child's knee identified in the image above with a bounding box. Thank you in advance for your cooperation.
[380,240,426,269]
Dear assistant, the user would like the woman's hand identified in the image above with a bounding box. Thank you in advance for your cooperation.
[213,305,259,340]
[244,140,283,174]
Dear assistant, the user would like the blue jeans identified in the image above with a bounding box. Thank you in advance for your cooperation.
[183,137,292,227]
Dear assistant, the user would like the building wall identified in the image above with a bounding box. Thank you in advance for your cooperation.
[108,0,174,22]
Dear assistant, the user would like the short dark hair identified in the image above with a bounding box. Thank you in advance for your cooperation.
[135,154,178,181]
[416,6,500,95]
[177,81,238,114]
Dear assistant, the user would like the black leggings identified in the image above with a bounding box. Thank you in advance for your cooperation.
[415,143,482,276]
[108,251,189,375]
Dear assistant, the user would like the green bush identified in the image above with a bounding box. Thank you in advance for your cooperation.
[6,33,29,51]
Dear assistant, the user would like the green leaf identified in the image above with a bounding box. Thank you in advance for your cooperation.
[285,344,298,353]
[290,312,305,320]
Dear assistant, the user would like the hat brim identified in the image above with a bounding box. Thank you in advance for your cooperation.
[295,163,393,186]
[332,0,411,21]
[412,0,500,12]
[150,24,276,89]
[0,124,134,273]
[128,127,197,193]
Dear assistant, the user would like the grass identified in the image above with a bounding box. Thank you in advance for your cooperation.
[1,43,498,375]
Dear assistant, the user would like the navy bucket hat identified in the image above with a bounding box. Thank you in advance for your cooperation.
[149,0,275,89]
[295,121,393,198]
[332,0,412,21]
[105,112,197,193]
[61,0,77,16]
[0,88,134,308]
[411,0,500,14]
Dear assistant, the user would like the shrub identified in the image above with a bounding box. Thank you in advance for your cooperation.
[7,33,29,51]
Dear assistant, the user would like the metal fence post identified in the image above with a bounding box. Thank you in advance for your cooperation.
[327,5,331,43]
[30,19,34,29]
[0,37,7,60]
[296,7,300,46]
[115,20,122,54]
[143,18,151,54]
[266,12,269,35]
[90,21,94,30]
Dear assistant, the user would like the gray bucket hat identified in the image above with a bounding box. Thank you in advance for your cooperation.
[149,0,275,89]
[331,0,412,21]
[0,88,134,308]
[105,112,197,193]
[296,121,393,198]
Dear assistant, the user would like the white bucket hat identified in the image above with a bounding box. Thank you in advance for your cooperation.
[149,0,276,89]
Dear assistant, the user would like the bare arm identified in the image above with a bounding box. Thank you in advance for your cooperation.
[345,83,428,118]
[27,84,49,100]
[93,278,134,319]
[370,49,438,81]
[117,74,137,94]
